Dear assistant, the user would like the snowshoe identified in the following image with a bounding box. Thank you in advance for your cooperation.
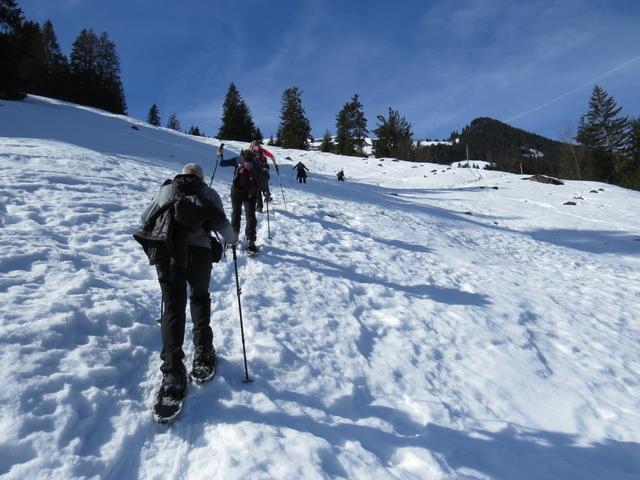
[246,242,259,256]
[190,345,216,384]
[153,369,187,424]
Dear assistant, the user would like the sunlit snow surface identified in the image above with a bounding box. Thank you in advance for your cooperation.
[1,96,639,479]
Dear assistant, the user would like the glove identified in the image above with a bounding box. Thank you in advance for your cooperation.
[227,231,240,246]
[220,224,240,246]
[275,165,280,175]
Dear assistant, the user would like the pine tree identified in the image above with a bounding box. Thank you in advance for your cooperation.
[147,103,161,126]
[630,118,640,161]
[0,0,23,33]
[69,29,126,114]
[253,126,263,143]
[15,20,46,94]
[94,31,126,114]
[319,130,334,153]
[187,125,202,136]
[217,82,255,141]
[276,86,311,150]
[0,0,25,99]
[613,117,640,189]
[41,20,69,100]
[576,85,630,182]
[69,29,99,107]
[576,85,629,154]
[373,108,414,159]
[166,113,181,131]
[335,94,368,156]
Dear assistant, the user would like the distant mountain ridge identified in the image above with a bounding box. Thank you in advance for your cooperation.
[415,117,568,171]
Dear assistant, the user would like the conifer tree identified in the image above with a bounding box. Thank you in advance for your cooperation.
[615,117,640,189]
[0,0,23,32]
[187,125,202,136]
[95,31,126,114]
[630,118,640,161]
[276,86,311,150]
[319,130,334,153]
[69,29,99,106]
[166,113,181,131]
[576,85,630,182]
[69,29,126,114]
[576,85,629,154]
[217,82,255,141]
[373,108,414,159]
[16,20,47,94]
[253,126,263,143]
[147,103,161,126]
[0,0,25,99]
[41,20,69,99]
[335,94,368,156]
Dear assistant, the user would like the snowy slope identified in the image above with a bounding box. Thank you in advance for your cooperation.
[1,96,639,479]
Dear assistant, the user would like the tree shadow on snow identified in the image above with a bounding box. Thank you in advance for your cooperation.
[260,246,490,307]
[276,209,433,254]
[174,360,640,479]
[527,229,640,256]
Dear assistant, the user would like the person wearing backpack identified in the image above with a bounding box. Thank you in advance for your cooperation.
[231,150,262,255]
[293,161,309,183]
[337,169,345,181]
[134,163,238,421]
[250,140,279,213]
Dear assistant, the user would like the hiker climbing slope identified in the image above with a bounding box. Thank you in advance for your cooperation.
[250,140,279,212]
[294,161,309,183]
[231,150,262,256]
[134,163,238,423]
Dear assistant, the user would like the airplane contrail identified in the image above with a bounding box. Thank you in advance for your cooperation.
[506,54,640,122]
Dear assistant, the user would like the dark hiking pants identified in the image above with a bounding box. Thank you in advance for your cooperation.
[231,189,257,242]
[156,247,212,374]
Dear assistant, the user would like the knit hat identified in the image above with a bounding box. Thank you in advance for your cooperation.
[181,163,204,178]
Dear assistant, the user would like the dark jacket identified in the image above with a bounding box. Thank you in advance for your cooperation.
[232,158,262,197]
[134,175,234,267]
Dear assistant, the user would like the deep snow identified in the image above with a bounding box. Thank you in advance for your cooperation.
[1,96,639,479]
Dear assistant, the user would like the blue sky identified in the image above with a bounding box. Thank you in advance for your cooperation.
[19,0,640,140]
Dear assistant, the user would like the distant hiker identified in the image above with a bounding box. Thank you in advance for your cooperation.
[337,169,345,182]
[134,163,238,421]
[293,161,309,183]
[231,150,262,255]
[250,140,279,213]
[216,143,224,164]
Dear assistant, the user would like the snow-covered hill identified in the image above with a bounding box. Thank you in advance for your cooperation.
[1,96,639,479]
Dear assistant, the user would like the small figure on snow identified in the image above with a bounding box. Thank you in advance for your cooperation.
[250,140,279,213]
[336,169,345,182]
[231,150,263,256]
[216,143,224,164]
[134,163,239,422]
[293,161,309,183]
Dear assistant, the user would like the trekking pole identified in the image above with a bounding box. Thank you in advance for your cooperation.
[266,197,272,239]
[276,172,288,212]
[209,158,219,187]
[232,245,252,383]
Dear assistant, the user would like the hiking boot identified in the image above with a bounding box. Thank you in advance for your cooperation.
[247,242,259,256]
[191,345,216,383]
[161,365,188,400]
